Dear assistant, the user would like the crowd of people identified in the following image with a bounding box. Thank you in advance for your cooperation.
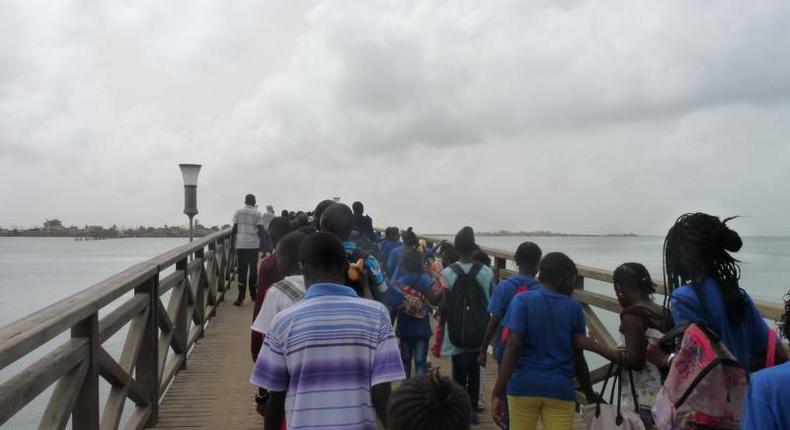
[229,195,790,430]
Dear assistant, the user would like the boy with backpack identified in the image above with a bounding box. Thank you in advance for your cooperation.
[441,226,494,425]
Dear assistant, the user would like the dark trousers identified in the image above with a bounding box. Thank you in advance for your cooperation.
[400,336,429,378]
[236,249,259,301]
[452,351,480,409]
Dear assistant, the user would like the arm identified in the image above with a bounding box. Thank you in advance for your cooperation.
[478,316,500,368]
[372,382,392,428]
[574,349,597,401]
[263,391,286,430]
[492,330,521,425]
[575,314,648,370]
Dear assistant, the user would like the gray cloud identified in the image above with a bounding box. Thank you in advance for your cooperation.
[1,0,790,236]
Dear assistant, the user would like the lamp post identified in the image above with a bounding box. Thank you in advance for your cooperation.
[179,164,201,242]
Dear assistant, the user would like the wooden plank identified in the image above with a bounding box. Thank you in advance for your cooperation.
[71,314,100,430]
[97,347,147,406]
[135,276,159,427]
[98,294,148,344]
[582,304,617,350]
[38,359,90,430]
[0,339,89,425]
[158,271,184,297]
[574,289,623,314]
[121,406,151,430]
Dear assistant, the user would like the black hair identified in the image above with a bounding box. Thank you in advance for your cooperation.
[402,227,418,247]
[440,242,459,268]
[385,227,400,240]
[538,252,578,286]
[352,201,364,215]
[614,262,655,296]
[245,194,256,205]
[514,241,542,268]
[313,200,336,227]
[293,214,310,229]
[267,217,293,248]
[320,203,354,240]
[780,290,790,340]
[276,231,307,275]
[297,225,317,235]
[400,248,424,275]
[281,209,289,217]
[663,213,746,319]
[388,372,471,430]
[298,232,346,274]
[454,226,477,256]
[472,250,491,267]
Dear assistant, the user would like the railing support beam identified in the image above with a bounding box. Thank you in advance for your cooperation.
[71,314,99,430]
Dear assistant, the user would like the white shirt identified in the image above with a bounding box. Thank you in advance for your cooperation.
[232,205,264,249]
[251,275,306,335]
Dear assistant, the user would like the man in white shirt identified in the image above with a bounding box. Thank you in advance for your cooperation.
[232,194,266,306]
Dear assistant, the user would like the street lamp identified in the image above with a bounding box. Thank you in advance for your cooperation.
[179,164,201,242]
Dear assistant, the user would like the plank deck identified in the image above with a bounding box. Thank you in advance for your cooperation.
[153,283,584,429]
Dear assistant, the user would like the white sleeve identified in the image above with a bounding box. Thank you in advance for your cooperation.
[257,211,265,226]
[232,210,239,224]
[251,288,284,335]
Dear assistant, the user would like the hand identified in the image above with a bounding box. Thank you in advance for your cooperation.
[646,340,669,368]
[478,350,488,368]
[491,392,505,428]
[256,401,266,417]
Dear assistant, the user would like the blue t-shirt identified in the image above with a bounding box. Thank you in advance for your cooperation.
[381,240,401,273]
[394,273,434,338]
[671,278,769,371]
[387,245,406,281]
[488,275,542,362]
[742,362,790,430]
[503,289,585,400]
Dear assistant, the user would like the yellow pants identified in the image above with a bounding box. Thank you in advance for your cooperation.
[507,396,575,430]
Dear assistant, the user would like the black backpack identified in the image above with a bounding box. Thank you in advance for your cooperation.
[446,263,490,350]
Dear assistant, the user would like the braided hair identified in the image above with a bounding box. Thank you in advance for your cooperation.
[663,213,746,319]
[388,372,471,430]
[614,262,656,297]
[780,290,790,340]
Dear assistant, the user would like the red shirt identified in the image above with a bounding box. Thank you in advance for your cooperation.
[251,254,283,361]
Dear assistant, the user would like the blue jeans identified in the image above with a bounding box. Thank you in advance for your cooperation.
[400,336,429,377]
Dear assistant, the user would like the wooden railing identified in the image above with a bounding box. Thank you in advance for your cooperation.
[0,229,236,430]
[418,234,788,384]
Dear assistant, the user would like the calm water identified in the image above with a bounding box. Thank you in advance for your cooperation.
[0,235,788,428]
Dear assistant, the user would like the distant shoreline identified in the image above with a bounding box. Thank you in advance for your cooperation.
[424,231,639,238]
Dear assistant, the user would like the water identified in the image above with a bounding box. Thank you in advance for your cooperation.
[1,235,788,428]
[0,237,187,429]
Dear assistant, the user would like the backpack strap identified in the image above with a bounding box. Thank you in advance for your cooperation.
[274,278,304,302]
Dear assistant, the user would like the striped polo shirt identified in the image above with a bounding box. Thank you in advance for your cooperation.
[251,283,405,430]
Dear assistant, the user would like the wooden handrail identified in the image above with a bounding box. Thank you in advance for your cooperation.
[0,229,236,429]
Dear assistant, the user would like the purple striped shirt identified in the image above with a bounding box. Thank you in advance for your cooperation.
[251,283,405,430]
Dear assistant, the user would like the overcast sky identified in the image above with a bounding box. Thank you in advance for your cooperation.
[1,0,790,235]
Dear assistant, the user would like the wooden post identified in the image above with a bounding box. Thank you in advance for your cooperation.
[194,248,206,331]
[494,256,507,283]
[71,313,99,430]
[135,273,159,426]
[175,257,189,370]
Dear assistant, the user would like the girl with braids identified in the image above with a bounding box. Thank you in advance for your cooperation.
[388,372,471,430]
[575,262,673,428]
[742,290,790,429]
[652,213,787,372]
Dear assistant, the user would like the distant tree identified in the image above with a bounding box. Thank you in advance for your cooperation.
[44,219,63,229]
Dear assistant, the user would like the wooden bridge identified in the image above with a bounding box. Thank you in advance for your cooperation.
[0,229,785,429]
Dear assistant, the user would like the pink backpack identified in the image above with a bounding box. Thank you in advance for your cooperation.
[652,323,748,430]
